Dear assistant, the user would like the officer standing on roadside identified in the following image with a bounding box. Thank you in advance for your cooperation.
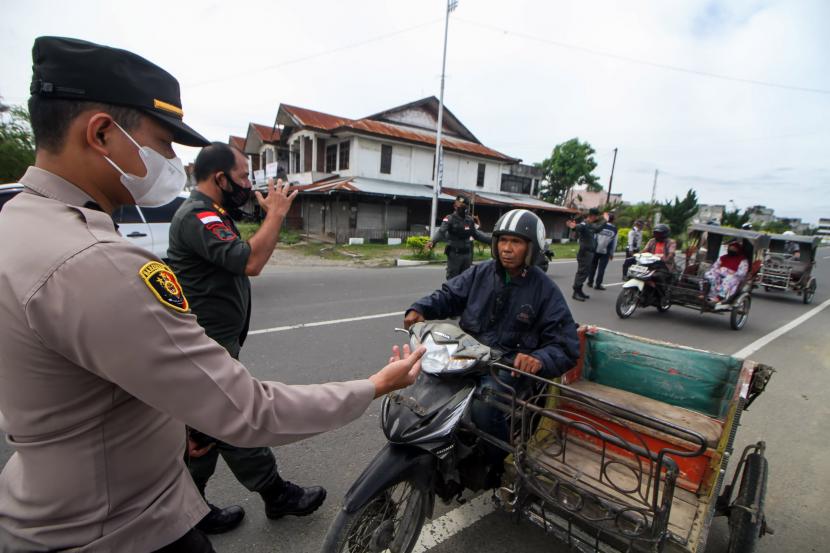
[428,195,491,280]
[0,36,423,553]
[168,143,326,535]
[566,208,606,301]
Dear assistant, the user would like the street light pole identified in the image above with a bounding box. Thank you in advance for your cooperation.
[605,147,618,206]
[429,0,457,239]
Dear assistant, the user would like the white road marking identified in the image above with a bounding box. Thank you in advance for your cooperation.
[732,296,830,358]
[412,493,496,553]
[247,311,403,335]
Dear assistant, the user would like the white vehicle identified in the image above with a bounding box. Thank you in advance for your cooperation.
[0,183,186,260]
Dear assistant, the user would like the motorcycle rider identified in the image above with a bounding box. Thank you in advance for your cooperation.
[640,223,677,294]
[404,209,579,453]
[428,195,492,280]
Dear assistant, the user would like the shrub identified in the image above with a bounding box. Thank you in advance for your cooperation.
[405,236,433,260]
[617,228,629,252]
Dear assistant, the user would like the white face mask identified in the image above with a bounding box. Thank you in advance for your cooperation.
[103,121,186,207]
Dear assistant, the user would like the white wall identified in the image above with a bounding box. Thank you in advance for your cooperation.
[354,135,504,192]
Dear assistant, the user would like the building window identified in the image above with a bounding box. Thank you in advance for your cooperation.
[380,144,392,174]
[291,147,300,173]
[500,174,533,195]
[476,163,486,187]
[339,140,350,170]
[325,144,338,173]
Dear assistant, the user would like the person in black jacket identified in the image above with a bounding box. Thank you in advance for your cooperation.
[404,209,579,448]
[566,208,606,301]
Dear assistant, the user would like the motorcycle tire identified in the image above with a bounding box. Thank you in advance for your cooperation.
[727,452,769,553]
[657,291,671,312]
[322,477,430,553]
[616,287,639,319]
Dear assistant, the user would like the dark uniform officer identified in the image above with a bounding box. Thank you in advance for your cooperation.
[168,144,325,533]
[567,208,606,301]
[0,36,422,553]
[429,195,491,280]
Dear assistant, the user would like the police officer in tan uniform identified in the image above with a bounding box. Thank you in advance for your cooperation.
[0,36,423,553]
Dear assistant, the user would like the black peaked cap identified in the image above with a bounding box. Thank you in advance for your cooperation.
[31,36,209,147]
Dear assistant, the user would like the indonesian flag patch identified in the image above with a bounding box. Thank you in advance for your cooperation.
[139,261,189,313]
[197,211,223,225]
[196,211,237,241]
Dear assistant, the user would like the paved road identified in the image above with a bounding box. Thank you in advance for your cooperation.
[2,256,828,553]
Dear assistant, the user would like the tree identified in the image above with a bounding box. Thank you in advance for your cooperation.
[761,220,791,234]
[0,105,35,183]
[616,201,659,228]
[660,189,699,236]
[721,208,750,228]
[537,138,601,205]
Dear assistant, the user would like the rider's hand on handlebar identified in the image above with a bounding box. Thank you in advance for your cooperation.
[403,310,425,330]
[511,353,542,377]
[369,344,425,398]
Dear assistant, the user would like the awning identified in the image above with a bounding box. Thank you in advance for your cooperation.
[295,177,456,201]
[442,187,577,214]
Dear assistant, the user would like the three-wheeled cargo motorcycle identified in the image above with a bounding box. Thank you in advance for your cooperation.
[321,322,774,553]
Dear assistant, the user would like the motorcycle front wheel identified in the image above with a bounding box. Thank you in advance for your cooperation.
[616,287,639,319]
[322,478,430,553]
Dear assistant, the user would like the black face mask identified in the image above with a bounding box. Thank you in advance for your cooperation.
[727,248,739,256]
[455,206,467,216]
[219,173,252,209]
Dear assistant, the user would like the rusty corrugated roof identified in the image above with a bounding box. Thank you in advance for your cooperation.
[251,123,281,143]
[229,135,246,151]
[280,104,517,163]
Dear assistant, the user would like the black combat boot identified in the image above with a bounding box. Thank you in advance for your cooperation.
[195,503,245,535]
[572,287,590,301]
[260,480,327,520]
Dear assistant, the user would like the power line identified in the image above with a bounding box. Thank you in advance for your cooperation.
[455,17,830,96]
[186,19,441,89]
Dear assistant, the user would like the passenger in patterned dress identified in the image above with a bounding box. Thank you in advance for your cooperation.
[705,240,749,310]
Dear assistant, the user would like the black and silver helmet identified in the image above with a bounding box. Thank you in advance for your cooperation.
[653,223,670,240]
[491,209,546,266]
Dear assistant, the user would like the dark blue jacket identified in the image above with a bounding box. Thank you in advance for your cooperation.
[409,260,579,378]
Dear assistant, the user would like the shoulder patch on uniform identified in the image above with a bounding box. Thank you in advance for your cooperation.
[196,211,222,225]
[139,261,189,313]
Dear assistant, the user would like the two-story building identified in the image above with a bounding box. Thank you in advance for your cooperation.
[232,97,575,242]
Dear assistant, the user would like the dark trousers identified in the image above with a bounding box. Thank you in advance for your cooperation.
[588,253,610,286]
[446,252,473,280]
[573,249,594,289]
[188,440,281,497]
[153,528,215,553]
[187,343,282,498]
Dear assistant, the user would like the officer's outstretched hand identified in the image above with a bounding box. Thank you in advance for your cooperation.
[403,309,425,330]
[512,353,542,377]
[256,178,298,218]
[370,344,425,398]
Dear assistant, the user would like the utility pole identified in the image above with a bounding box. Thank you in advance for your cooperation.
[651,169,660,227]
[429,0,458,239]
[605,147,618,205]
[650,169,659,204]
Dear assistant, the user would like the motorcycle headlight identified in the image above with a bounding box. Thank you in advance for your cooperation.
[419,334,477,375]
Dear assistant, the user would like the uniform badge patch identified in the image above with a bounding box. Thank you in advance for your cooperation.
[196,211,237,241]
[139,261,189,313]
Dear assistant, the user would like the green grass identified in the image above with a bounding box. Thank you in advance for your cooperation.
[235,223,300,244]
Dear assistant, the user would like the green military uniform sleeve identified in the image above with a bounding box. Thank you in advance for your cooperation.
[179,208,251,275]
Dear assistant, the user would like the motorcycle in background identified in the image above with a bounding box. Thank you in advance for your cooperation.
[615,252,672,318]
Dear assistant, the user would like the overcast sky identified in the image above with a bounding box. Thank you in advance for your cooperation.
[2,0,828,223]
